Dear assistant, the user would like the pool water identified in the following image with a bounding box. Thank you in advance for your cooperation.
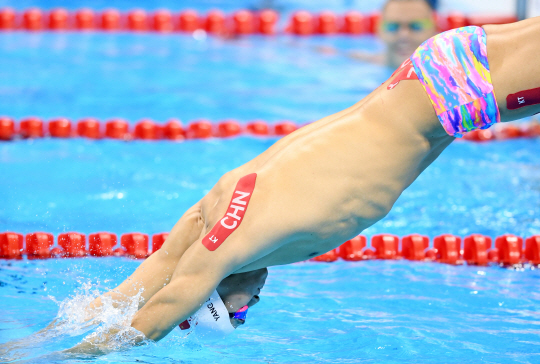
[1,1,540,363]
[3,257,540,363]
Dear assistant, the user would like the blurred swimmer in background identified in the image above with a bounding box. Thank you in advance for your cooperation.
[318,0,438,68]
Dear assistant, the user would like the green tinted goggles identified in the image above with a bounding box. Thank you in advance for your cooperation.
[382,19,433,33]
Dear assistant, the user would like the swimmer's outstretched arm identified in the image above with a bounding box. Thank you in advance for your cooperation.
[129,244,231,341]
[30,201,205,340]
[0,202,206,360]
[65,269,265,356]
[312,44,384,64]
[84,202,205,316]
[38,198,257,326]
[67,221,265,355]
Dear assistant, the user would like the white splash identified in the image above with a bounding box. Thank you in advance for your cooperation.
[0,280,147,361]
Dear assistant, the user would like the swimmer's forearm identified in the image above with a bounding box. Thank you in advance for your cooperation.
[65,326,145,356]
[131,274,217,341]
[82,291,128,322]
[65,338,113,356]
[80,250,183,322]
[83,201,206,318]
[66,278,213,354]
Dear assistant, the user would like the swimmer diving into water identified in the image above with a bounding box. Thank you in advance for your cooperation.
[27,17,540,354]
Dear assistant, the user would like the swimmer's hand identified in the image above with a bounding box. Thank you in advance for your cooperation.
[64,326,147,357]
[0,316,98,362]
[64,339,109,356]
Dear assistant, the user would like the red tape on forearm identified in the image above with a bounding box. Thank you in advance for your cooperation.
[202,173,257,251]
[387,59,418,90]
[507,87,540,110]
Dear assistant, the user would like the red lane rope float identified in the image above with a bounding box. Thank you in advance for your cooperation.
[1,117,539,142]
[0,8,280,35]
[0,117,306,141]
[0,8,517,36]
[460,123,540,142]
[0,232,167,260]
[1,231,539,267]
[310,233,540,267]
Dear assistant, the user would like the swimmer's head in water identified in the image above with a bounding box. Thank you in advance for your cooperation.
[379,0,437,69]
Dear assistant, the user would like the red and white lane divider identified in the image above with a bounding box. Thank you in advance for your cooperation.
[0,231,539,267]
[0,232,164,259]
[0,8,518,36]
[460,122,540,142]
[0,8,280,35]
[312,234,540,267]
[0,117,538,142]
[0,117,299,141]
[285,11,517,36]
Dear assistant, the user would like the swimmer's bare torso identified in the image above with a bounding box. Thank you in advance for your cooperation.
[203,78,452,272]
[68,18,540,350]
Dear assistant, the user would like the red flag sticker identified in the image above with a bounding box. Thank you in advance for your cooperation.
[179,319,191,330]
[202,173,257,251]
[387,58,418,90]
[507,87,540,110]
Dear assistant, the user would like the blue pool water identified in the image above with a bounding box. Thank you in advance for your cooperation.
[3,257,540,363]
[1,1,540,363]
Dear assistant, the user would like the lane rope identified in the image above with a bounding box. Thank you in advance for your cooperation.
[0,8,519,36]
[1,231,539,267]
[1,117,539,142]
